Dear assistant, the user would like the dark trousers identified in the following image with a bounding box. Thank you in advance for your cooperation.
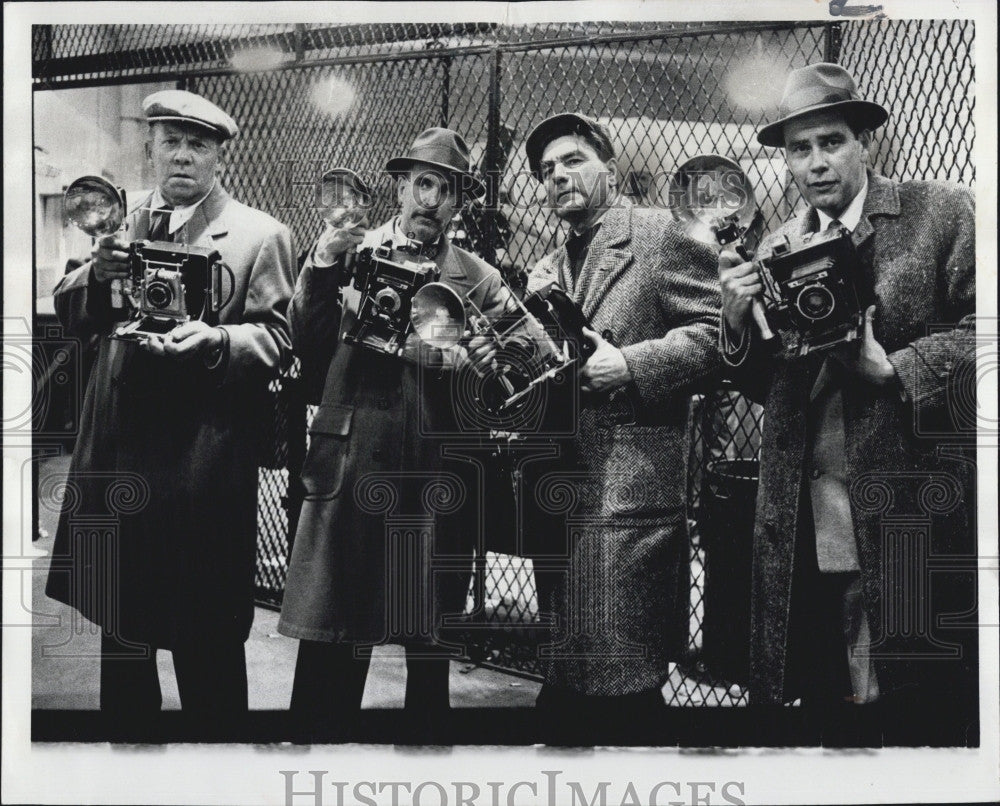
[99,633,248,726]
[289,640,451,736]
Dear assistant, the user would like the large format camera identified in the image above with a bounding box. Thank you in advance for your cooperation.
[112,240,227,341]
[63,175,230,343]
[338,240,440,356]
[668,154,865,357]
[756,224,865,356]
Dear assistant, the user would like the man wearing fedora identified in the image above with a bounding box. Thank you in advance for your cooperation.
[511,113,720,736]
[719,63,976,736]
[278,128,508,733]
[45,90,295,729]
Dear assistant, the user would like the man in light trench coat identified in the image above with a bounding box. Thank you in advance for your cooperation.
[45,90,295,729]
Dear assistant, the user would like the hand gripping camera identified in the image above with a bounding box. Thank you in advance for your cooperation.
[63,175,232,342]
[339,240,440,356]
[668,155,864,357]
[755,224,865,356]
[112,240,229,341]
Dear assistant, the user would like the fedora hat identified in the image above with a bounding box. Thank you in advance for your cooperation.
[385,127,486,199]
[525,112,616,181]
[757,62,888,148]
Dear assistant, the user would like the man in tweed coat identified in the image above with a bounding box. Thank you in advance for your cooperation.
[517,113,720,733]
[720,64,976,738]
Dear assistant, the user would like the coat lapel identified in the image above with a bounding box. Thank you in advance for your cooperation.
[852,171,899,251]
[179,182,230,248]
[577,201,634,320]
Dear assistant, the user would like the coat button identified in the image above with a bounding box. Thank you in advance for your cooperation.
[377,398,390,410]
[602,329,614,343]
[809,468,822,480]
[764,519,778,544]
[372,448,383,460]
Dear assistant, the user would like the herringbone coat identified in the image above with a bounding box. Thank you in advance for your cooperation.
[526,198,721,695]
[727,171,977,704]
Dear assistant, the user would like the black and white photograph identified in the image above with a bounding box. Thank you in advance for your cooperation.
[3,1,997,804]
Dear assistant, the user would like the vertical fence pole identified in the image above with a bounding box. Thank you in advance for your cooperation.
[480,46,502,267]
[825,22,844,63]
[439,55,451,127]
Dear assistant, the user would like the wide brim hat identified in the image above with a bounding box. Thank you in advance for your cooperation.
[385,127,486,199]
[525,113,616,181]
[757,62,888,148]
[142,89,239,141]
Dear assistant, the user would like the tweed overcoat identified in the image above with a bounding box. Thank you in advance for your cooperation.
[525,198,721,695]
[45,183,295,649]
[726,171,977,704]
[277,221,507,644]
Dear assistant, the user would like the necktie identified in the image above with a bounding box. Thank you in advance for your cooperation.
[148,205,174,242]
[827,218,843,232]
[566,224,599,283]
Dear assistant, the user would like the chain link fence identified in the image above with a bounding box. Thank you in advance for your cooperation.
[34,19,976,704]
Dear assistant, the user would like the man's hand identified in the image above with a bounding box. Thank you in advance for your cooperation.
[90,234,131,284]
[139,320,223,360]
[314,218,368,267]
[718,249,762,337]
[832,305,896,386]
[580,327,631,393]
[464,333,497,377]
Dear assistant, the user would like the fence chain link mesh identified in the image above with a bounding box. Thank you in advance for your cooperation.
[34,19,975,705]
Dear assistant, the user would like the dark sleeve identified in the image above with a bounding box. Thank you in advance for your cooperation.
[53,262,117,339]
[288,244,345,399]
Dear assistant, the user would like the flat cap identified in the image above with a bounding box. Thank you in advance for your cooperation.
[142,89,239,141]
[525,113,615,180]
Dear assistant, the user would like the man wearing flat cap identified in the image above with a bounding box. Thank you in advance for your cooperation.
[719,63,976,735]
[278,127,508,734]
[45,89,295,729]
[515,112,720,734]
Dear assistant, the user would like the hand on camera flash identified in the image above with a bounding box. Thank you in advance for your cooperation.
[580,327,631,393]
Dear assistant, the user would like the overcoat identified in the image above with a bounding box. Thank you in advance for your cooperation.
[727,171,977,704]
[45,183,296,649]
[277,221,507,644]
[526,198,721,695]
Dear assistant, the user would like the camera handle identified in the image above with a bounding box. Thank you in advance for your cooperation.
[211,262,237,313]
[731,243,776,343]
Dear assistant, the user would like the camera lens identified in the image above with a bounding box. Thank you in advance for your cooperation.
[145,280,174,310]
[374,287,402,313]
[796,284,835,321]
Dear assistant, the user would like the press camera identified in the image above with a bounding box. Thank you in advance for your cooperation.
[339,240,440,356]
[668,154,865,357]
[756,224,865,356]
[112,240,227,341]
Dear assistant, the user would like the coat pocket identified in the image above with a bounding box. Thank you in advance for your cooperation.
[301,404,353,500]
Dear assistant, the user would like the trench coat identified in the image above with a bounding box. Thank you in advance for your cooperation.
[726,171,977,704]
[525,198,721,695]
[277,220,507,645]
[45,183,295,649]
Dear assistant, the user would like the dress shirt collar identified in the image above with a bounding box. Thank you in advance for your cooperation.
[816,174,868,233]
[150,179,216,236]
